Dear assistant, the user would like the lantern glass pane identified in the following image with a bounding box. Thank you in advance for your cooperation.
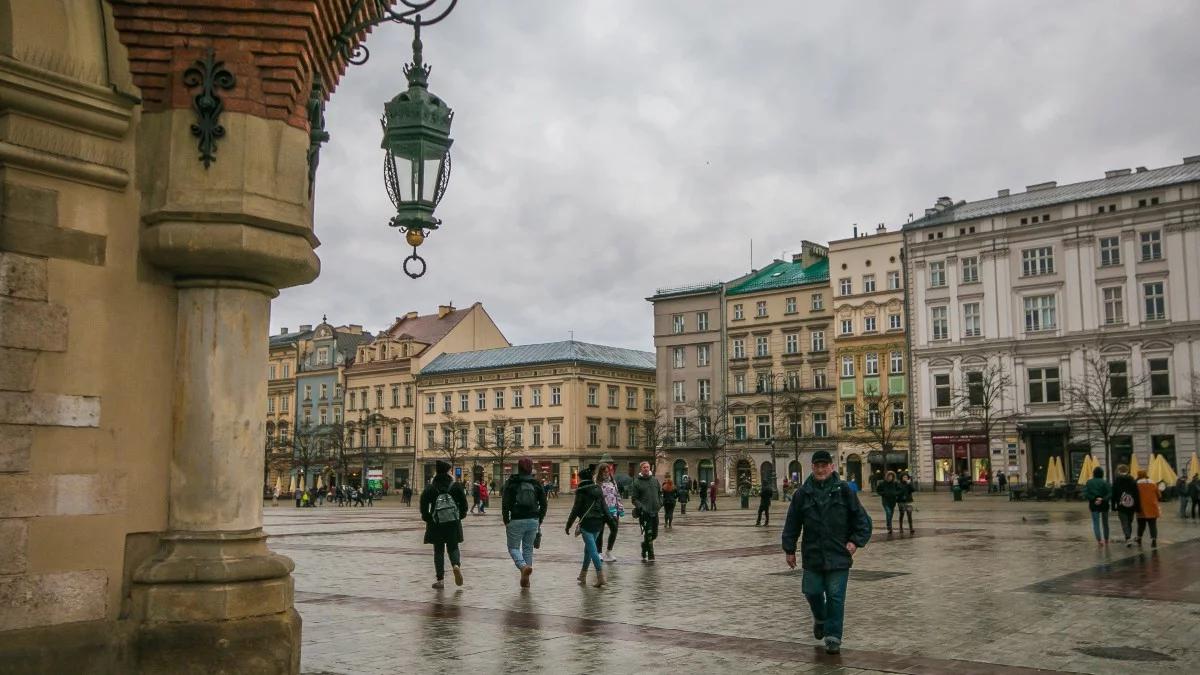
[394,156,414,202]
[421,158,441,201]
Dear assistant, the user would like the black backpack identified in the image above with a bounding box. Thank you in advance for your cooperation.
[514,480,539,511]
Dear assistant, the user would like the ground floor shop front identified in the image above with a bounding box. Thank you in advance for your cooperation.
[418,451,654,493]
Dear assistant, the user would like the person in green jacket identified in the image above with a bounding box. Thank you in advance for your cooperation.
[1082,466,1112,546]
[876,471,901,534]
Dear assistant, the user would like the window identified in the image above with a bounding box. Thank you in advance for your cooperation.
[698,379,711,401]
[513,426,523,447]
[477,392,486,411]
[532,387,543,406]
[865,353,879,376]
[698,416,712,439]
[813,369,827,389]
[864,315,877,333]
[1108,361,1129,398]
[756,300,768,317]
[697,311,709,331]
[627,388,637,409]
[1099,236,1121,266]
[786,370,800,391]
[1140,231,1162,261]
[319,383,328,400]
[733,416,747,440]
[890,351,904,374]
[608,423,619,447]
[1143,281,1165,320]
[672,347,685,368]
[1102,287,1124,325]
[811,293,824,310]
[963,302,981,337]
[551,386,562,405]
[672,314,685,334]
[756,373,771,393]
[1021,247,1054,276]
[862,275,876,293]
[788,415,802,439]
[757,415,772,439]
[607,387,618,408]
[627,425,638,448]
[282,363,290,378]
[645,390,655,410]
[319,408,328,425]
[965,371,984,406]
[280,395,289,413]
[929,261,946,287]
[348,391,356,410]
[892,401,905,427]
[551,424,561,445]
[785,333,799,354]
[374,427,382,447]
[513,389,523,408]
[1148,358,1170,396]
[444,394,453,413]
[811,331,825,352]
[839,278,852,295]
[426,428,435,448]
[495,390,505,409]
[732,338,745,359]
[961,256,979,283]
[1137,196,1160,208]
[841,356,855,378]
[672,381,686,403]
[697,344,710,367]
[889,313,902,330]
[887,271,901,290]
[269,364,277,380]
[403,424,412,446]
[267,396,275,413]
[931,306,949,340]
[405,385,413,407]
[1023,295,1056,332]
[532,425,542,446]
[734,374,746,394]
[813,412,828,437]
[391,385,400,407]
[587,385,598,406]
[785,296,797,313]
[866,402,881,428]
[842,404,856,429]
[459,393,469,412]
[426,395,435,414]
[317,347,329,365]
[934,374,952,407]
[733,303,744,320]
[672,418,686,444]
[375,388,383,408]
[840,319,853,335]
[1027,367,1061,403]
[588,423,598,446]
[755,335,769,357]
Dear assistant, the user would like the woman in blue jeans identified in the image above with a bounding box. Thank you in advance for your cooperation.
[566,466,616,587]
[1082,466,1111,545]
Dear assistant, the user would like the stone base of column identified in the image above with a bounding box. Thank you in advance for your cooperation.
[130,529,300,674]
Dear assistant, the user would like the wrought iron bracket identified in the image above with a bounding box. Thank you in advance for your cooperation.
[330,0,457,66]
[182,48,235,169]
[306,74,330,196]
[403,248,427,278]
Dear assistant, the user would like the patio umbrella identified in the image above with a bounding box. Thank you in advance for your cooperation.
[288,474,296,493]
[1045,457,1060,487]
[1188,452,1200,480]
[1128,453,1142,478]
[316,474,324,490]
[1054,456,1068,487]
[1148,454,1163,484]
[1076,455,1095,485]
[1153,454,1178,485]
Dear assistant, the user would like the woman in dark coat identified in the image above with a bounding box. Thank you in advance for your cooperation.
[421,461,468,588]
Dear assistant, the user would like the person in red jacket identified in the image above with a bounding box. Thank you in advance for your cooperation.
[1135,470,1161,548]
[478,481,490,515]
[709,479,719,510]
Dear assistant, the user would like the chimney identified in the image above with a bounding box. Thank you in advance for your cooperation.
[936,196,953,208]
[348,324,363,334]
[997,189,1010,198]
[280,327,288,335]
[1025,181,1056,192]
[438,304,455,318]
[405,311,418,320]
[1135,166,1148,173]
[1104,169,1131,178]
[852,224,858,238]
[299,324,312,332]
[1184,155,1200,165]
[798,240,828,267]
[876,223,886,234]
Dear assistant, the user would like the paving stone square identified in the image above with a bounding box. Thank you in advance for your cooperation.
[265,492,1200,674]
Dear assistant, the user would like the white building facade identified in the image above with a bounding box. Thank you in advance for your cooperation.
[904,158,1200,488]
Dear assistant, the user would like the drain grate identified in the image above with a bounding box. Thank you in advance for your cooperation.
[1075,646,1175,662]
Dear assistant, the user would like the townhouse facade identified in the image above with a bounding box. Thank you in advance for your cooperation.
[904,157,1200,488]
[414,341,657,489]
[828,226,910,487]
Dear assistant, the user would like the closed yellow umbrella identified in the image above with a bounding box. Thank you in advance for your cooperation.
[1077,455,1095,486]
[1154,454,1178,485]
[1188,452,1200,480]
[274,476,282,493]
[1046,456,1061,487]
[1129,453,1142,478]
[316,474,325,490]
[1148,454,1161,484]
[288,474,296,493]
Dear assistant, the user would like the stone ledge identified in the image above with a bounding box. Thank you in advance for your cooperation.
[0,298,68,352]
[0,569,107,631]
[0,391,99,427]
[0,472,125,518]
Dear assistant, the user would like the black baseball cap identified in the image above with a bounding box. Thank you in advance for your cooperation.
[812,450,833,464]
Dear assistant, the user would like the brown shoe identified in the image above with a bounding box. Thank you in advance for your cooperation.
[577,570,587,584]
[520,565,533,588]
[431,580,444,589]
[593,569,606,587]
[452,565,463,587]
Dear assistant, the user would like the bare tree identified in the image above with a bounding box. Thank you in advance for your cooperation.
[685,397,735,488]
[476,414,523,493]
[854,384,907,467]
[1063,351,1149,478]
[953,362,1016,456]
[430,412,471,468]
[775,386,816,479]
[269,422,337,490]
[640,401,674,474]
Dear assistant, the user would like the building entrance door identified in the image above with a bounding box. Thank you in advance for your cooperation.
[1030,432,1065,487]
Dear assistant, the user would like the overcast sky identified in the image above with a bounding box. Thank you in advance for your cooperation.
[273,0,1200,351]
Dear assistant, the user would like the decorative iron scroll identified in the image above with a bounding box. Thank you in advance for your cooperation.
[182,48,235,169]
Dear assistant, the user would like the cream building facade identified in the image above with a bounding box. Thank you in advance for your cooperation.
[904,158,1200,488]
[828,226,909,488]
[415,341,656,490]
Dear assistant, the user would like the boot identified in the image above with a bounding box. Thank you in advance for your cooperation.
[452,565,464,587]
[520,565,533,588]
[578,569,588,584]
[593,569,606,587]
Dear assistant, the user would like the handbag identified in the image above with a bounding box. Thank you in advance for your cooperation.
[534,528,542,549]
[573,501,595,537]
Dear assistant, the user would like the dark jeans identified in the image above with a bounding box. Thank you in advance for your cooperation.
[756,501,770,525]
[600,516,619,552]
[1193,499,1199,518]
[640,512,659,557]
[1090,510,1110,542]
[802,569,850,641]
[664,502,675,526]
[882,502,895,530]
[432,541,461,580]
[698,496,709,511]
[1117,511,1135,540]
[679,499,687,515]
[1136,517,1158,541]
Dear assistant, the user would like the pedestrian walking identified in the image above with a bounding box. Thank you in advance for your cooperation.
[294,486,302,508]
[628,461,663,561]
[781,450,873,655]
[421,460,468,588]
[1176,475,1189,518]
[1135,470,1160,548]
[1190,475,1200,519]
[1111,464,1140,546]
[403,483,414,507]
[896,473,915,533]
[1083,466,1111,546]
[709,479,719,511]
[876,471,900,534]
[662,477,677,528]
[503,457,548,588]
[596,464,624,562]
[566,466,615,587]
[271,486,279,507]
[677,477,689,515]
[478,481,489,514]
[353,486,366,507]
[471,480,481,514]
[698,479,709,511]
[997,472,1007,493]
[756,481,775,526]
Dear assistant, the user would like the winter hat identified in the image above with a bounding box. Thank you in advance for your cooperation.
[518,457,534,474]
[435,460,451,474]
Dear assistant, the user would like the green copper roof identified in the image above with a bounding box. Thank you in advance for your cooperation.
[725,258,829,296]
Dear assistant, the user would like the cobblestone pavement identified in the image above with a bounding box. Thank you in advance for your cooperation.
[264,492,1200,675]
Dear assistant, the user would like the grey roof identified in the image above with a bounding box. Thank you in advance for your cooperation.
[648,281,723,300]
[421,340,655,375]
[269,330,312,348]
[904,159,1200,230]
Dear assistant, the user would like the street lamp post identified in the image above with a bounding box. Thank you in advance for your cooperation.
[359,408,372,493]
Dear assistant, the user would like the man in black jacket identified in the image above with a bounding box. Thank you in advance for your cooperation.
[755,482,775,526]
[781,450,872,655]
[502,457,549,588]
[628,461,663,561]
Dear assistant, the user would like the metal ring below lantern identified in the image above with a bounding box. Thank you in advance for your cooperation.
[403,250,427,278]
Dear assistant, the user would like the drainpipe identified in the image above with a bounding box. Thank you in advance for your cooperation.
[900,235,922,489]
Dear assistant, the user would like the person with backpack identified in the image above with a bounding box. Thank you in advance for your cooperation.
[596,464,624,562]
[421,460,468,588]
[895,473,915,533]
[566,466,615,587]
[756,481,775,526]
[1135,469,1161,548]
[781,450,873,655]
[698,479,709,511]
[1083,466,1111,546]
[502,457,548,588]
[470,480,481,514]
[876,471,901,534]
[1111,464,1140,547]
[677,475,689,515]
[662,477,678,528]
